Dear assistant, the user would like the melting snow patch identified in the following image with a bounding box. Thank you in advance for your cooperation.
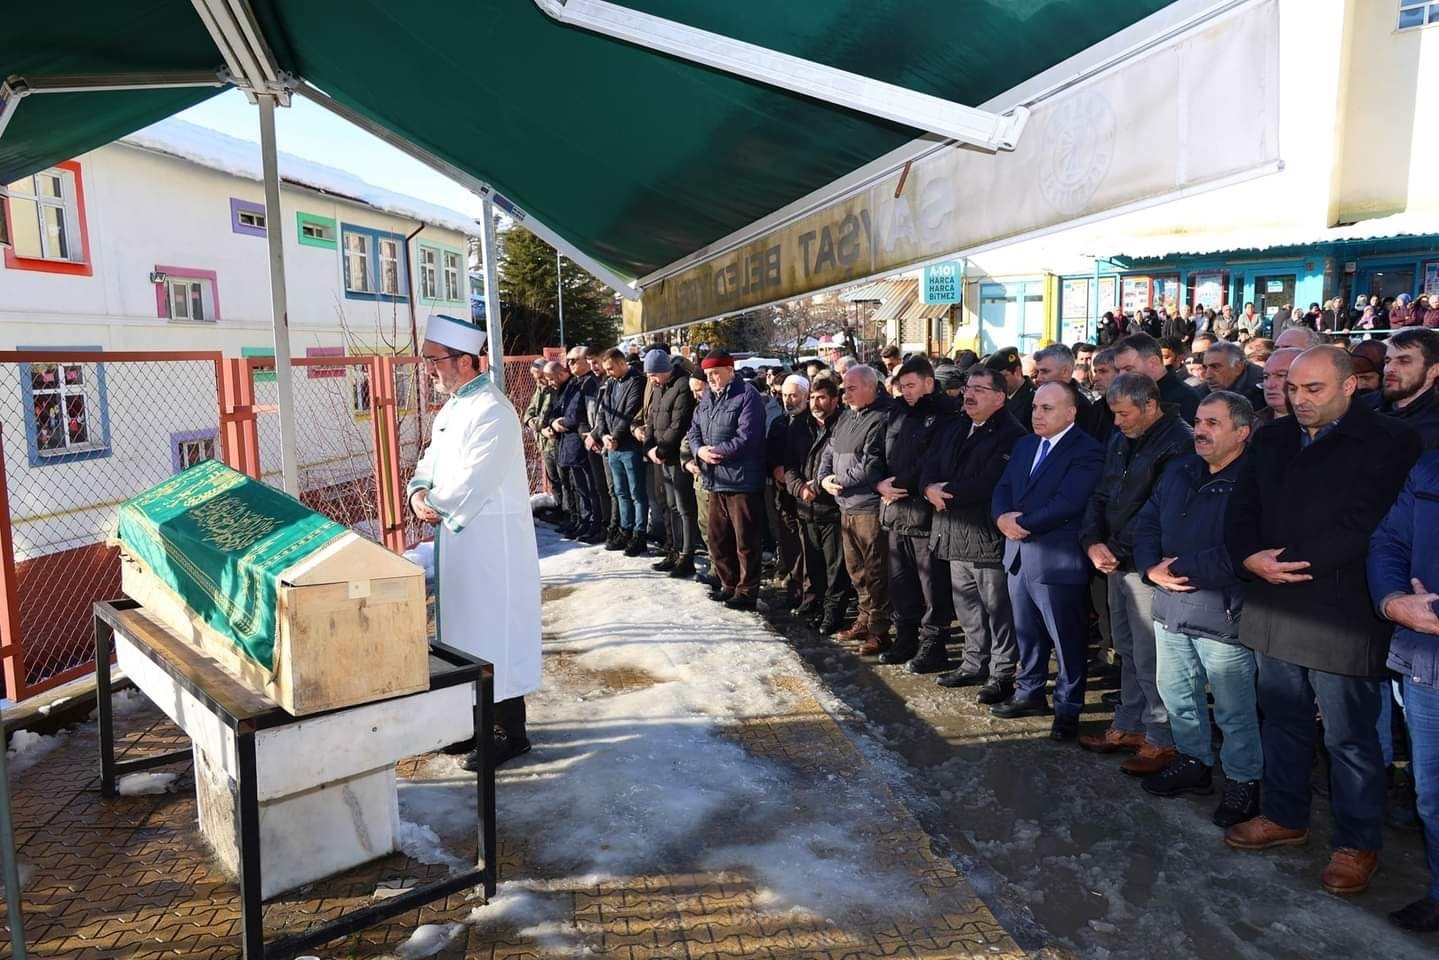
[396,818,464,872]
[6,729,64,776]
[394,922,464,959]
[117,772,178,796]
[110,687,151,716]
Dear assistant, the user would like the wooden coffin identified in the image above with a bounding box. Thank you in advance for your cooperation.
[115,462,428,716]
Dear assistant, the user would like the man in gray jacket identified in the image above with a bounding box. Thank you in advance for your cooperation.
[820,364,894,655]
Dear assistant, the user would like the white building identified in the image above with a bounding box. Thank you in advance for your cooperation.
[0,119,478,679]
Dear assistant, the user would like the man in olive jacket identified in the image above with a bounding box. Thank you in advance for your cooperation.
[1223,346,1422,897]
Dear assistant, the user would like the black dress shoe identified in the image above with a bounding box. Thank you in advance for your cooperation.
[710,588,735,603]
[579,525,606,545]
[1050,715,1079,741]
[668,557,696,579]
[905,639,950,674]
[793,600,820,618]
[623,532,648,557]
[464,733,532,772]
[724,594,757,611]
[990,695,1051,719]
[652,554,678,572]
[1100,690,1121,706]
[816,611,846,635]
[935,669,988,688]
[976,678,1015,705]
[1390,896,1439,932]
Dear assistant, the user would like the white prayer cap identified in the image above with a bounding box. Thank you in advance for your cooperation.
[424,314,487,355]
[783,374,810,393]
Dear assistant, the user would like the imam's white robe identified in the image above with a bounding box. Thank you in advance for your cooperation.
[408,373,541,701]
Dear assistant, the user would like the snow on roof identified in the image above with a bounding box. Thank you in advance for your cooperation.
[120,118,479,236]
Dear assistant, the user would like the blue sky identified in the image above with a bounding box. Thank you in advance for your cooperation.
[176,90,484,219]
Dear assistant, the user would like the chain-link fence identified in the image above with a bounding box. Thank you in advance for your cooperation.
[0,350,225,699]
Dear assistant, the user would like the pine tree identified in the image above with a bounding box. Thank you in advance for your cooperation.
[496,225,618,354]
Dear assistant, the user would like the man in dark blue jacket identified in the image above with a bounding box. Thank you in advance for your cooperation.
[686,351,767,610]
[1369,452,1439,931]
[1132,391,1261,827]
[544,348,603,544]
[990,381,1104,740]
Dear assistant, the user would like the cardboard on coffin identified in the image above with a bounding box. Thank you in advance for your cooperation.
[119,531,429,716]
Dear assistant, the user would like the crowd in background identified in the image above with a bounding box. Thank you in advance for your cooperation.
[520,315,1439,933]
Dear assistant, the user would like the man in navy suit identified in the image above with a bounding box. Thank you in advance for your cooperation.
[991,381,1105,740]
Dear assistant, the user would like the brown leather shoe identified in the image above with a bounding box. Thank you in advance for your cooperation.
[1119,743,1178,776]
[833,622,868,641]
[1223,815,1310,851]
[857,633,892,657]
[1321,847,1378,895]
[1077,726,1146,755]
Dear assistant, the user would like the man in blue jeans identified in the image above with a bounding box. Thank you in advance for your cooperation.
[1369,451,1439,931]
[1224,347,1421,896]
[588,348,648,556]
[1132,391,1261,827]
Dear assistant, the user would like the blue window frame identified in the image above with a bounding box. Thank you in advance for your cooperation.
[18,345,111,466]
[340,223,409,302]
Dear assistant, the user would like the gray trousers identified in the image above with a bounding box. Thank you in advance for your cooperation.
[1109,569,1172,746]
[950,559,1017,680]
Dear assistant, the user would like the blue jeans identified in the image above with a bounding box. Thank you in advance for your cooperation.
[1153,623,1262,782]
[606,448,648,533]
[1403,678,1439,899]
[1256,651,1385,851]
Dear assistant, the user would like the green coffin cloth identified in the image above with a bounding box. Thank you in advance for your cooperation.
[116,460,346,670]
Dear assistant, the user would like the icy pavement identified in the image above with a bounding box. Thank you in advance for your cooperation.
[397,523,1028,957]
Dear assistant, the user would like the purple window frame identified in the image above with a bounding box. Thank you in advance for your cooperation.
[153,265,221,322]
[230,198,267,237]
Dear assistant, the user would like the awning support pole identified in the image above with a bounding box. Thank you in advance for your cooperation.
[479,193,506,392]
[257,92,300,495]
[0,704,28,960]
[557,251,566,350]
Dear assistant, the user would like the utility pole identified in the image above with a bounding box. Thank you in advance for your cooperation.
[556,250,566,349]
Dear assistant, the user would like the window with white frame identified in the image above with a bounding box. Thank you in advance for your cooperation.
[379,238,400,295]
[301,219,333,243]
[344,232,371,293]
[4,168,83,262]
[166,277,213,322]
[419,246,439,299]
[30,362,98,455]
[1399,0,1439,28]
[443,251,463,301]
[237,208,266,231]
[176,435,217,470]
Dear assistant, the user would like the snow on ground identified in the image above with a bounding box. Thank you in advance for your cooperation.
[116,772,178,796]
[6,728,66,776]
[392,922,465,959]
[397,522,933,950]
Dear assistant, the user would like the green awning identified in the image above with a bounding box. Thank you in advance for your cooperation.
[2,0,1175,285]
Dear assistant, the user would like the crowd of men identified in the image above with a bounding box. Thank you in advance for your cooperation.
[521,321,1439,932]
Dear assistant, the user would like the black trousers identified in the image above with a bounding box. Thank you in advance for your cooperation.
[542,448,566,514]
[563,461,598,527]
[708,490,764,598]
[887,532,954,642]
[799,516,852,615]
[772,487,804,591]
[589,450,614,528]
[661,462,699,558]
[495,696,527,741]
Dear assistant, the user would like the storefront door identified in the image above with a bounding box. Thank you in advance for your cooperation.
[980,281,1046,355]
[1255,274,1296,335]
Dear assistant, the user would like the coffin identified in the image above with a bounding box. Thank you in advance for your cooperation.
[114,460,428,716]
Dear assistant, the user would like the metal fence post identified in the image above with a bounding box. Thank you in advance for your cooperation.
[220,357,261,480]
[0,426,28,702]
[369,356,407,555]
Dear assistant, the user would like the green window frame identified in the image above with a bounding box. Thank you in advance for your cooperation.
[296,212,337,249]
[417,241,465,305]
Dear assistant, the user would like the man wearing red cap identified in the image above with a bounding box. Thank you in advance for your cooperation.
[686,350,768,609]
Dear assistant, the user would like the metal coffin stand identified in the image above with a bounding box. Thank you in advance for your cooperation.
[92,599,497,960]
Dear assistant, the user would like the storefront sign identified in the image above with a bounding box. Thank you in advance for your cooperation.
[635,0,1281,331]
[1098,277,1117,313]
[1425,261,1439,300]
[921,261,962,304]
[1061,278,1090,319]
[1192,271,1224,311]
[1122,277,1151,314]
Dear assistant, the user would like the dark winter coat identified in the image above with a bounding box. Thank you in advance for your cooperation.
[1006,378,1036,432]
[1079,409,1194,569]
[547,373,597,468]
[923,410,1027,564]
[687,377,767,493]
[818,393,893,514]
[782,409,841,522]
[880,392,956,537]
[1161,313,1194,341]
[1226,402,1423,677]
[1157,370,1202,424]
[1370,385,1439,452]
[1133,453,1246,643]
[645,375,696,464]
[589,369,644,450]
[1369,452,1439,687]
